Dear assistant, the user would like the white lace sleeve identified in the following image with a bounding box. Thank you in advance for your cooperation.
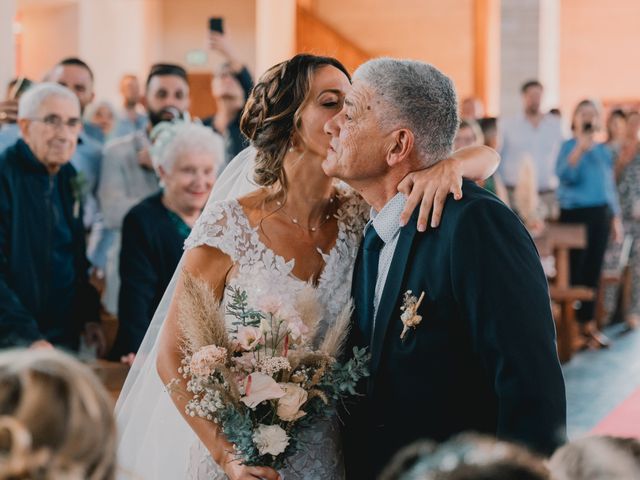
[184,200,256,264]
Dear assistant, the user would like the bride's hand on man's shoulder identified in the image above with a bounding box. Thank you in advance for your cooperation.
[398,157,464,232]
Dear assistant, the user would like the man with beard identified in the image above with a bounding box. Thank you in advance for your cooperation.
[97,63,190,315]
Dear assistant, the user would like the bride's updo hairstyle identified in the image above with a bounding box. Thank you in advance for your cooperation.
[240,54,350,193]
[0,349,116,480]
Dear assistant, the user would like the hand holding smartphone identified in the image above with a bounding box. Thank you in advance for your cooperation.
[209,17,224,34]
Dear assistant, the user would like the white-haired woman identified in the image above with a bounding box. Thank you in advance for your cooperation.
[109,122,224,363]
[86,100,117,141]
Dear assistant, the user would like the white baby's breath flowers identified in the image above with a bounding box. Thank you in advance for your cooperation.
[252,424,290,457]
[258,356,291,376]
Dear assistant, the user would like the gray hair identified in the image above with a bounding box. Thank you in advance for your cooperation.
[84,100,117,122]
[150,121,225,175]
[353,58,459,167]
[17,82,79,119]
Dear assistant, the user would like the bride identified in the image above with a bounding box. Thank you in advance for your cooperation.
[115,54,499,480]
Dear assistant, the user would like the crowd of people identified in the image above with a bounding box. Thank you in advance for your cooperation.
[0,28,638,480]
[456,80,640,350]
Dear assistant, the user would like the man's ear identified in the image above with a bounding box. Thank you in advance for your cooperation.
[386,128,414,167]
[17,119,30,140]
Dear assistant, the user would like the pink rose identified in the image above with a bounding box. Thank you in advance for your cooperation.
[189,345,228,377]
[276,383,308,421]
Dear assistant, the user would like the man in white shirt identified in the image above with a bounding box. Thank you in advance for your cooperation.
[499,80,564,219]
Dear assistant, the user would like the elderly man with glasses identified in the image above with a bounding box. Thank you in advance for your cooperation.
[0,82,104,353]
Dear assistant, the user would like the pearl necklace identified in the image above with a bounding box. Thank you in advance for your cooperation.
[275,197,336,232]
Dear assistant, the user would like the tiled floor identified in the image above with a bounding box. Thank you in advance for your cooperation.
[563,324,640,438]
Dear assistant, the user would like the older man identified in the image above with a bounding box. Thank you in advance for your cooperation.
[324,59,566,477]
[97,63,189,313]
[0,83,102,351]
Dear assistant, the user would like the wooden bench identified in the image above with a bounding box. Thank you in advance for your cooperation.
[535,223,594,363]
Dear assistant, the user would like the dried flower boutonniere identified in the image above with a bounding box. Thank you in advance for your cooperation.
[400,290,425,340]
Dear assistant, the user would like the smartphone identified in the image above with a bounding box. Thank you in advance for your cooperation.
[8,77,34,101]
[209,17,224,34]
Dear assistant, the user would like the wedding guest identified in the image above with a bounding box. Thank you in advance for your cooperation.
[50,58,105,236]
[457,119,509,206]
[0,348,116,480]
[606,110,640,328]
[50,57,104,144]
[606,108,627,156]
[0,77,34,153]
[87,100,117,141]
[97,63,189,314]
[499,80,564,219]
[380,434,549,480]
[110,122,224,362]
[202,31,253,165]
[549,436,640,479]
[0,83,103,352]
[556,99,623,349]
[460,96,485,121]
[113,74,147,138]
[454,119,484,151]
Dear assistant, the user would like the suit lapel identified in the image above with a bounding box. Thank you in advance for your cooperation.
[369,213,418,377]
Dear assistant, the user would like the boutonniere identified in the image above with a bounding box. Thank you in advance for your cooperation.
[400,290,425,340]
[69,172,87,219]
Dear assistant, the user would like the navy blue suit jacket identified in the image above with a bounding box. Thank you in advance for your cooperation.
[343,181,566,477]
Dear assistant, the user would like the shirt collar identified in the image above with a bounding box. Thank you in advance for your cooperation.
[368,192,407,244]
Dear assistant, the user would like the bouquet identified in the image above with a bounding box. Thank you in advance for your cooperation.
[170,273,370,470]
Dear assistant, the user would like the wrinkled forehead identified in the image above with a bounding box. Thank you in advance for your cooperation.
[37,95,81,117]
[345,79,383,113]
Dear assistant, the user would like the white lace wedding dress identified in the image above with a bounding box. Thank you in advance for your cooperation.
[178,193,367,479]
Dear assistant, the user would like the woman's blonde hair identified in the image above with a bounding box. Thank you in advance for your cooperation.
[0,349,116,480]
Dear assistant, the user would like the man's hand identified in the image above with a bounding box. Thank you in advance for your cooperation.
[120,353,136,366]
[137,148,154,170]
[30,340,54,350]
[0,100,18,125]
[398,157,464,231]
[84,322,107,358]
[612,216,624,244]
[208,32,242,72]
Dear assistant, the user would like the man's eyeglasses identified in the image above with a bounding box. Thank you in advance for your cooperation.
[29,114,82,131]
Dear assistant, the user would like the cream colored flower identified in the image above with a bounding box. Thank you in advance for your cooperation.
[287,318,309,342]
[237,326,263,351]
[276,383,308,422]
[240,373,285,409]
[189,345,228,377]
[252,424,289,457]
[258,295,283,315]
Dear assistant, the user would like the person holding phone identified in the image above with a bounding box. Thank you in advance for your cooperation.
[0,78,35,154]
[203,18,254,167]
[556,99,623,349]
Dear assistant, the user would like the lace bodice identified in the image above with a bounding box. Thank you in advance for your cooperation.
[184,189,368,338]
[182,189,368,479]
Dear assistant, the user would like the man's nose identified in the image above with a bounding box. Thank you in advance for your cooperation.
[324,113,340,137]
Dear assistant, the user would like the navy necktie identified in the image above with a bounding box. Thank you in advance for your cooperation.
[357,225,384,342]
